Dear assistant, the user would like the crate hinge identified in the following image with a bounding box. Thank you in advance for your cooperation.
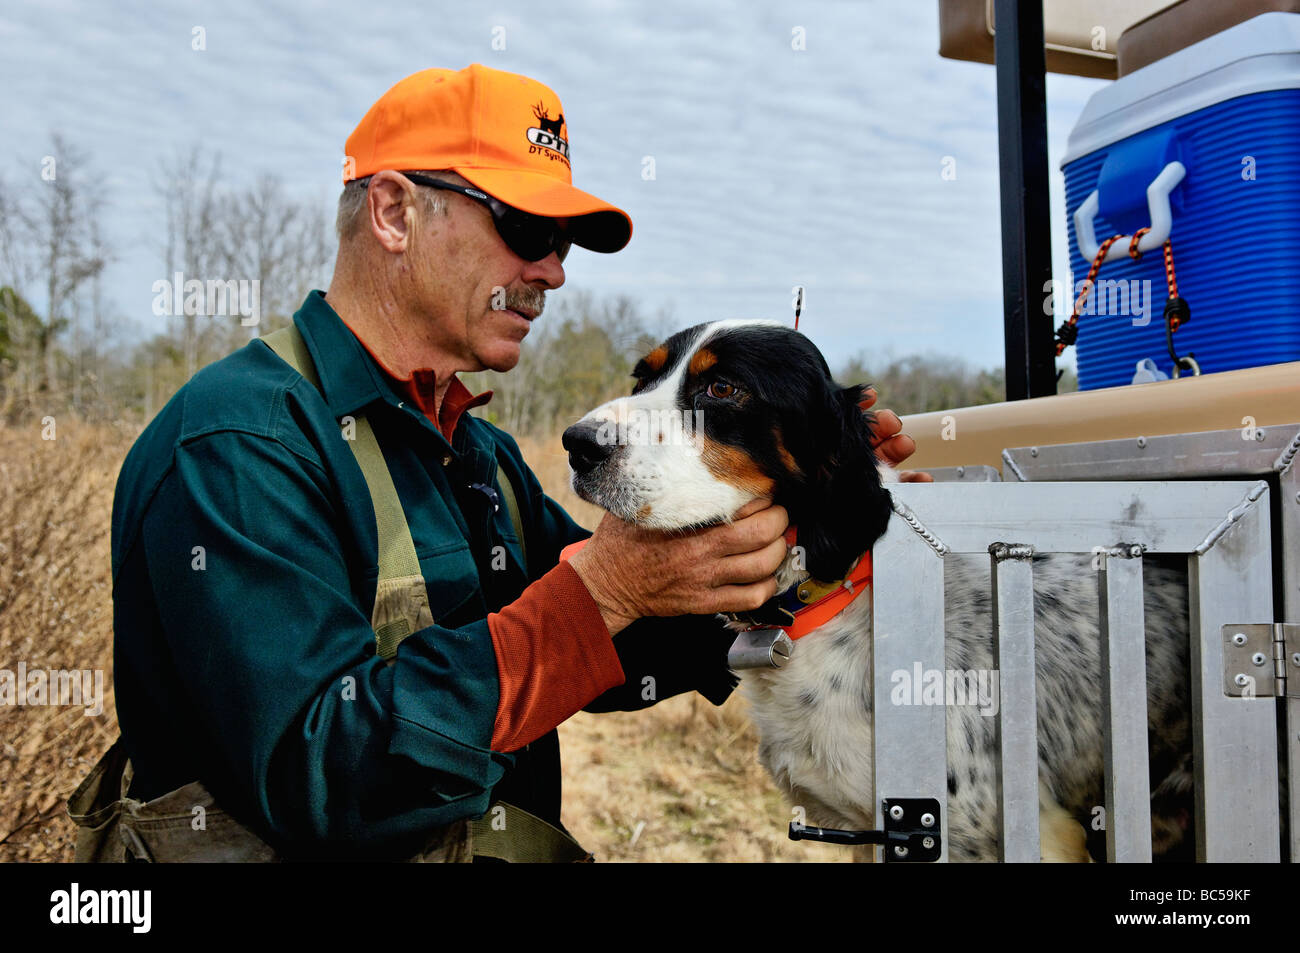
[1222,623,1300,698]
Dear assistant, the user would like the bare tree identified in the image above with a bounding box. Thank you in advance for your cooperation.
[0,287,40,419]
[156,148,223,380]
[214,173,332,339]
[0,182,20,414]
[35,136,107,399]
[0,179,25,290]
[71,215,114,416]
[0,137,108,413]
[152,154,333,373]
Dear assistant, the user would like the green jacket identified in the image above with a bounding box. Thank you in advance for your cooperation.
[110,290,736,860]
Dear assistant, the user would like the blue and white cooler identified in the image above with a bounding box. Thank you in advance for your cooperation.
[1061,11,1300,390]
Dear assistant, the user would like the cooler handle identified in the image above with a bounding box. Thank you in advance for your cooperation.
[1074,160,1185,264]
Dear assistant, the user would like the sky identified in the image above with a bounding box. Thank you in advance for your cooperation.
[0,0,1106,376]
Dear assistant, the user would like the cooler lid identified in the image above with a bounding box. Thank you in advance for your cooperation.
[1062,11,1300,165]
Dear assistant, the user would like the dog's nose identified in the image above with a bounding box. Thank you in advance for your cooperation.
[562,420,615,475]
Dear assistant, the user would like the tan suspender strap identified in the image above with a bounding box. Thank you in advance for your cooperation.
[345,413,423,582]
[262,326,425,659]
[263,325,321,391]
[469,802,592,863]
[348,413,430,659]
[495,466,528,574]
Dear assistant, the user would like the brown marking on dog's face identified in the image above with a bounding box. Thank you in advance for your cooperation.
[688,347,718,377]
[635,504,653,521]
[774,427,801,476]
[643,345,668,373]
[700,438,776,498]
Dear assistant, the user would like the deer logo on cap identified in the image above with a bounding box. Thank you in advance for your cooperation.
[527,101,570,163]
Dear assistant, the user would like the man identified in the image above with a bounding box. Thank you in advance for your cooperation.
[72,64,926,861]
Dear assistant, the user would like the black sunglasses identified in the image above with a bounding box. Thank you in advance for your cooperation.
[399,172,571,263]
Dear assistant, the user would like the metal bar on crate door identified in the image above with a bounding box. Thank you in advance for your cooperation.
[873,509,949,862]
[1188,481,1279,861]
[1098,548,1152,862]
[1279,453,1300,863]
[989,542,1039,862]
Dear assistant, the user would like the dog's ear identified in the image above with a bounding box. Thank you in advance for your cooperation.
[792,382,894,581]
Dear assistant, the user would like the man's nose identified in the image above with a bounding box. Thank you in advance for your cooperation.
[562,420,614,475]
[522,251,565,290]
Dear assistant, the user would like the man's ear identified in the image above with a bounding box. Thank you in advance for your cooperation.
[794,384,893,581]
[366,171,415,254]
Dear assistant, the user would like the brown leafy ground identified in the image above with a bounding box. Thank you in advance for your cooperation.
[0,423,843,863]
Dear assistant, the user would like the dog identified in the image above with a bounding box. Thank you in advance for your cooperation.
[563,318,1194,862]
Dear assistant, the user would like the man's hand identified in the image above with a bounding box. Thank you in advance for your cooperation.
[568,499,789,638]
[860,386,933,483]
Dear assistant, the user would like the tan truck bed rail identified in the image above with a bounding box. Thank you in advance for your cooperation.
[899,362,1300,471]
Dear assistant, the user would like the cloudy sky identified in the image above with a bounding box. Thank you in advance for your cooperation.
[1,0,1105,375]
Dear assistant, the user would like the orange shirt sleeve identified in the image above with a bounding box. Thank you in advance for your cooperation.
[487,560,626,751]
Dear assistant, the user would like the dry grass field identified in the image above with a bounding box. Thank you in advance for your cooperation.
[0,421,843,863]
[0,421,128,863]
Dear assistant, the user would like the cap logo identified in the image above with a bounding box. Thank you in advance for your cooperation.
[527,101,570,165]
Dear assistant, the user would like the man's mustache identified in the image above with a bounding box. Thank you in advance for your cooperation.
[505,288,545,318]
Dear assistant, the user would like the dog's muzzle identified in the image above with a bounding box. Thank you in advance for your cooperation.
[562,420,615,476]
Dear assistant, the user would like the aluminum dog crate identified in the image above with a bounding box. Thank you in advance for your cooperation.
[872,444,1298,861]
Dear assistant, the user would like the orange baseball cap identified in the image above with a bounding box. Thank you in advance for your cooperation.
[344,64,631,253]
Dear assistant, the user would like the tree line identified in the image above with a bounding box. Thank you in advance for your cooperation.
[0,136,1023,434]
[0,137,331,422]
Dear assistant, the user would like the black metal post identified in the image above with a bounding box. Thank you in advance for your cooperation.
[994,0,1056,400]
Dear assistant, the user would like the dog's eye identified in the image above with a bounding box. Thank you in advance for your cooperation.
[707,381,738,399]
